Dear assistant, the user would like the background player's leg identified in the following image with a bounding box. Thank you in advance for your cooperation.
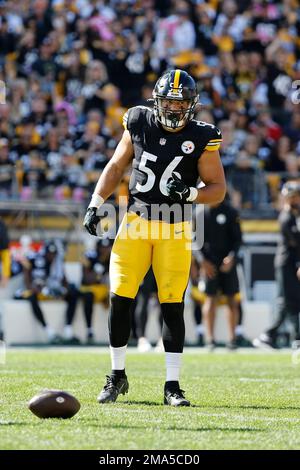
[27,293,57,342]
[193,302,205,346]
[202,295,217,348]
[226,295,239,347]
[82,291,94,342]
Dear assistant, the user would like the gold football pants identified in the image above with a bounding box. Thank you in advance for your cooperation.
[110,212,192,303]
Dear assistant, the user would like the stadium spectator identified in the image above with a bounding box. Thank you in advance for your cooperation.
[0,0,299,208]
[0,137,14,198]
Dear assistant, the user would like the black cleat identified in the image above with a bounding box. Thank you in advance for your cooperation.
[164,386,190,407]
[197,333,205,347]
[49,334,63,345]
[97,375,129,403]
[235,334,253,347]
[86,333,95,345]
[63,336,81,345]
[206,340,217,352]
[226,339,238,350]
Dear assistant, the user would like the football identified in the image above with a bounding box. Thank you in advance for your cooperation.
[28,390,80,419]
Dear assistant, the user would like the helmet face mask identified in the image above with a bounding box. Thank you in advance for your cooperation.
[152,70,198,130]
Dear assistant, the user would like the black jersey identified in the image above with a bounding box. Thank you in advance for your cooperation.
[123,106,222,222]
[201,201,242,266]
[26,251,51,285]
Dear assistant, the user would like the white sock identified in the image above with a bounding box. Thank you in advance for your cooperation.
[45,326,55,340]
[110,345,127,370]
[235,325,244,336]
[196,324,205,335]
[165,352,182,382]
[64,325,73,339]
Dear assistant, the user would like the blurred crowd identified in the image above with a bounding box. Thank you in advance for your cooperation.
[0,0,300,209]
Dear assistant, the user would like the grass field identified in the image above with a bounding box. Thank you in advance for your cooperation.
[1,348,300,450]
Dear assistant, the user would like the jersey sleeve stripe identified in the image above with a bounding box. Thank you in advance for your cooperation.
[204,143,221,151]
[208,139,222,142]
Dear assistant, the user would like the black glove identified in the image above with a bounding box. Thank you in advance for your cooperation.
[83,207,101,236]
[166,172,191,202]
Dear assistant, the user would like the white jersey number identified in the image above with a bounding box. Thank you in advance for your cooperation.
[136,151,183,195]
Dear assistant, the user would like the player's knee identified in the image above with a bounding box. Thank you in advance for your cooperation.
[158,291,185,304]
[110,282,139,299]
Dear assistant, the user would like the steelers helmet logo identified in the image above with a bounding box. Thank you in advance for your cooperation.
[181,141,195,154]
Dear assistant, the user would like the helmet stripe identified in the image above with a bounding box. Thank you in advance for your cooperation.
[173,69,181,89]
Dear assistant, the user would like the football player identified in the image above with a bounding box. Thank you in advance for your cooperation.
[80,238,111,343]
[17,240,79,344]
[84,69,226,406]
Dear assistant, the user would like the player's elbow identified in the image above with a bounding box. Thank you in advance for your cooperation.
[213,181,227,204]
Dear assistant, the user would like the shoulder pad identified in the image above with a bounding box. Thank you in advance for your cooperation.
[192,120,222,151]
[123,106,151,131]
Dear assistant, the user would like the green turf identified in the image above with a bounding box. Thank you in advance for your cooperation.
[0,348,300,450]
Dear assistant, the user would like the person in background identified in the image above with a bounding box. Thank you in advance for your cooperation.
[191,254,249,347]
[131,267,163,353]
[16,239,79,344]
[200,196,242,350]
[253,182,300,349]
[80,238,111,344]
[190,255,205,346]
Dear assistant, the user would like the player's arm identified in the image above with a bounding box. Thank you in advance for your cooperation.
[91,130,133,203]
[83,130,133,236]
[194,149,226,204]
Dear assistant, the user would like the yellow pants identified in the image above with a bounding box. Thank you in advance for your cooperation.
[80,284,109,302]
[191,286,242,305]
[110,212,192,303]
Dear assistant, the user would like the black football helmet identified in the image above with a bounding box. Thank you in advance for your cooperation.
[152,69,198,130]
